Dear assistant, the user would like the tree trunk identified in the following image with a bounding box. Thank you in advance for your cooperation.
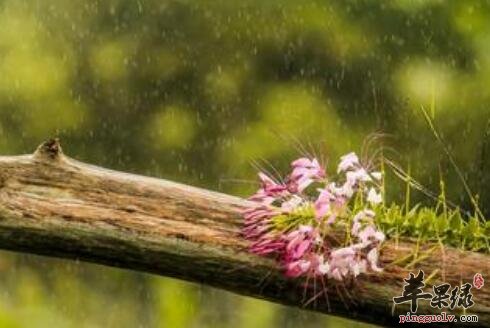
[0,139,488,327]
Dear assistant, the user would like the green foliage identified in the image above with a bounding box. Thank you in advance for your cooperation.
[376,203,489,253]
[272,205,316,232]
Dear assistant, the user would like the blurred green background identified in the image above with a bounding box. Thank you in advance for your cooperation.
[0,0,488,327]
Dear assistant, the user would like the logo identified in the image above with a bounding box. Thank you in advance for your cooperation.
[393,270,481,324]
[473,273,484,290]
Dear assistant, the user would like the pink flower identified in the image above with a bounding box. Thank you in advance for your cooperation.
[258,172,287,194]
[289,158,325,192]
[328,245,369,280]
[358,225,385,245]
[249,172,289,204]
[250,237,285,255]
[242,153,386,281]
[285,253,332,277]
[337,152,359,173]
[284,225,318,260]
[242,205,285,256]
[243,205,279,227]
[291,158,325,179]
[248,190,276,205]
[330,246,356,258]
[314,200,330,220]
[285,259,311,278]
[314,188,335,219]
[308,254,330,276]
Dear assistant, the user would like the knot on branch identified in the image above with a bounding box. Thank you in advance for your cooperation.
[34,138,64,161]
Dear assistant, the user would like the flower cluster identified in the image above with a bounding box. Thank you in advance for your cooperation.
[243,152,385,281]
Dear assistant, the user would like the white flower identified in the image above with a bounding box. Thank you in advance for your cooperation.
[358,226,385,244]
[352,209,376,235]
[330,268,343,281]
[318,262,330,275]
[314,234,323,245]
[351,259,367,277]
[337,152,359,173]
[353,209,375,223]
[367,248,383,272]
[299,260,311,272]
[367,187,382,205]
[298,224,314,233]
[346,168,372,185]
[281,195,304,211]
[340,180,355,198]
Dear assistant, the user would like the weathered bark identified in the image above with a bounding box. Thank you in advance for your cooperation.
[0,139,487,327]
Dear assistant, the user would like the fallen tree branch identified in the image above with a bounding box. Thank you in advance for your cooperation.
[0,139,488,327]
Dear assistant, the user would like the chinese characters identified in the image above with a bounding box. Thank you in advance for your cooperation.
[393,270,477,313]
